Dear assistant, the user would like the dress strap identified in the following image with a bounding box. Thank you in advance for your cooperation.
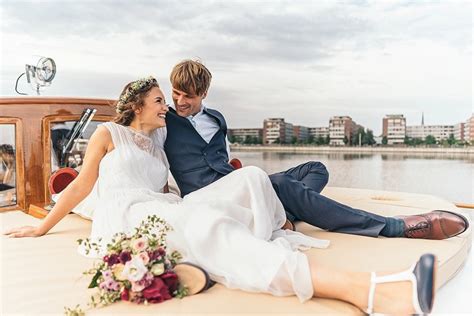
[101,122,133,148]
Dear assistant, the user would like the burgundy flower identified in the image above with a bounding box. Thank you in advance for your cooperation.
[104,254,119,266]
[158,248,166,256]
[142,277,172,303]
[119,251,132,264]
[160,271,179,293]
[121,288,130,301]
[148,249,162,261]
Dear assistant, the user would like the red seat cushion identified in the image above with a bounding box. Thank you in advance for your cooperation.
[229,158,243,169]
[48,167,78,194]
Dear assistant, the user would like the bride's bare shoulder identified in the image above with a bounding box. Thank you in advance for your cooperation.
[92,124,112,140]
[89,125,114,152]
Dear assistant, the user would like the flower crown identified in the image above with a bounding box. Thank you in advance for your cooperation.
[116,76,157,113]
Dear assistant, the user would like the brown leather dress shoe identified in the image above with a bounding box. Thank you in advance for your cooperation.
[400,210,469,240]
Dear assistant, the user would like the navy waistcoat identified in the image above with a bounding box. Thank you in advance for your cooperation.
[164,107,235,196]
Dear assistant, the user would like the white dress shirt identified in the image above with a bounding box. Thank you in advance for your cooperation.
[186,105,231,158]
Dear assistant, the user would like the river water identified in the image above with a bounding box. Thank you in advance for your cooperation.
[230,150,474,205]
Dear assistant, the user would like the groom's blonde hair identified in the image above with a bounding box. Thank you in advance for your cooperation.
[170,59,212,96]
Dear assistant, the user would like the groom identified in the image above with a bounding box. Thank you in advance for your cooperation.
[164,59,468,240]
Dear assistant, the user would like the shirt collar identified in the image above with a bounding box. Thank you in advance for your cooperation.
[186,105,206,121]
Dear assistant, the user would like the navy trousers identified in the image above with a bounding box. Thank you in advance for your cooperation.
[269,161,387,237]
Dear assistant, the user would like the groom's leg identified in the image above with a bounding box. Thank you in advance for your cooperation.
[270,161,328,223]
[277,161,329,193]
[269,162,387,237]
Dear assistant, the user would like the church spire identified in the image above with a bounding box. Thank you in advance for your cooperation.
[421,112,424,126]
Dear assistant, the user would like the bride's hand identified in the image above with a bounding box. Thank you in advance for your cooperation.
[3,226,44,238]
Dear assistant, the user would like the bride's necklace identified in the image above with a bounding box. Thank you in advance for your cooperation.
[127,126,153,152]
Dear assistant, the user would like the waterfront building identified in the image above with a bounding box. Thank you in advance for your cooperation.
[406,125,454,142]
[382,114,406,145]
[263,118,293,144]
[309,126,329,139]
[454,123,465,142]
[466,114,474,144]
[293,125,309,142]
[228,128,263,143]
[329,116,358,146]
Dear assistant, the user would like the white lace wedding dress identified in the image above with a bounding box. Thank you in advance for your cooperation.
[78,122,330,302]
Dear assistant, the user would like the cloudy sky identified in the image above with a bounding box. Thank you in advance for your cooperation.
[0,0,472,134]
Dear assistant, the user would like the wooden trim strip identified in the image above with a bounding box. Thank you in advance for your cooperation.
[0,118,26,212]
[0,97,116,106]
[455,203,474,210]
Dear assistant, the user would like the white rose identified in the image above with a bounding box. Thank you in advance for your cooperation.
[150,263,165,276]
[121,257,148,282]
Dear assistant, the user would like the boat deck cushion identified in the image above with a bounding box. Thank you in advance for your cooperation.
[0,187,471,315]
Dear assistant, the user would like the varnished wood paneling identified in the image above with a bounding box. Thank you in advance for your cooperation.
[0,117,26,212]
[0,97,116,211]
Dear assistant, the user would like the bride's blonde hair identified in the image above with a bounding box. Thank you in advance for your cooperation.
[114,77,160,126]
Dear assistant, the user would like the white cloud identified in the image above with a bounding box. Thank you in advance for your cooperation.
[0,0,471,134]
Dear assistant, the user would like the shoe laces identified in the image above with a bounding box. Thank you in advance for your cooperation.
[405,221,430,237]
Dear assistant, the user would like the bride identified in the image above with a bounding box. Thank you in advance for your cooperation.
[4,77,436,314]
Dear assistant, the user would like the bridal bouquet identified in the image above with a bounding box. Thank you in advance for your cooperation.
[65,215,187,315]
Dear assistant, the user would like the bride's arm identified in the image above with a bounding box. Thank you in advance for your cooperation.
[3,126,112,238]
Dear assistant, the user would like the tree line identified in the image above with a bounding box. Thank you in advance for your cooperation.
[231,131,471,146]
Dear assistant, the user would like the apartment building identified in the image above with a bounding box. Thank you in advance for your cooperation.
[466,114,474,144]
[453,123,465,142]
[329,116,357,146]
[263,118,293,144]
[228,128,263,143]
[292,125,309,142]
[309,126,329,139]
[406,125,454,142]
[382,114,406,145]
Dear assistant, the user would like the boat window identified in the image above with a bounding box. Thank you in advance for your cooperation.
[0,124,17,207]
[50,120,102,173]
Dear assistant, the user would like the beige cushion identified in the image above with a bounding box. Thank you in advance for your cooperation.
[0,187,471,315]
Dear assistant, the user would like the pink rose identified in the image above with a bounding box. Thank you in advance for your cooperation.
[131,238,148,252]
[137,252,150,265]
[131,272,153,292]
[142,277,172,303]
[131,281,146,292]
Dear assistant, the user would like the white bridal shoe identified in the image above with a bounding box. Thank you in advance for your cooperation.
[366,253,436,315]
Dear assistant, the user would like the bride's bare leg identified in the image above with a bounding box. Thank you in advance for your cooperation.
[308,257,416,314]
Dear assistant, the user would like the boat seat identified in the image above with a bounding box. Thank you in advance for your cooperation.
[0,187,471,315]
